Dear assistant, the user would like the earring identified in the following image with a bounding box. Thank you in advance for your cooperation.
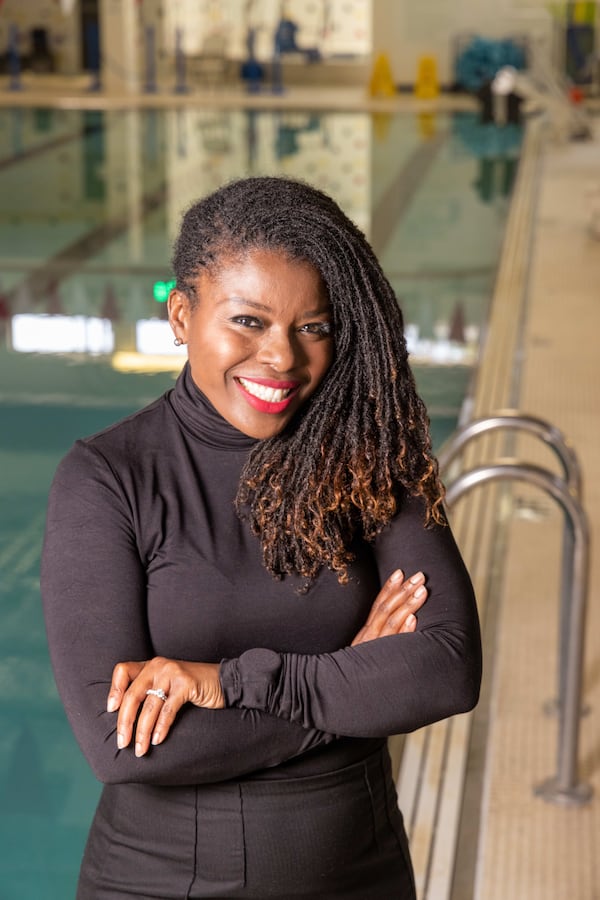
[174,337,184,347]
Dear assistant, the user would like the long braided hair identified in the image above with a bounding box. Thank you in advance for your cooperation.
[172,176,444,584]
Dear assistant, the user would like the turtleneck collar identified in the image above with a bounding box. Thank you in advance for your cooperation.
[169,362,258,451]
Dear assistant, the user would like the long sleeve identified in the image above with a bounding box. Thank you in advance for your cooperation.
[220,494,482,737]
[41,443,334,787]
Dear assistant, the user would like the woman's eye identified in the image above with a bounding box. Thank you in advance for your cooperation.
[231,315,262,328]
[299,322,333,337]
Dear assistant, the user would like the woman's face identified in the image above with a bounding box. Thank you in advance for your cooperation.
[168,248,334,440]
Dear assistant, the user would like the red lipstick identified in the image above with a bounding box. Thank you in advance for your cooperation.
[234,377,300,415]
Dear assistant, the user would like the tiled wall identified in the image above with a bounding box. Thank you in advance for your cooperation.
[161,0,371,59]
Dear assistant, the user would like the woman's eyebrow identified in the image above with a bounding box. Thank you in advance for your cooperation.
[219,296,331,317]
[217,296,271,312]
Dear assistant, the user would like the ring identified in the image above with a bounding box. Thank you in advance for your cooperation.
[146,688,168,702]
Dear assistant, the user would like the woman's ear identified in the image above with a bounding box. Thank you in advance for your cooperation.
[168,289,191,344]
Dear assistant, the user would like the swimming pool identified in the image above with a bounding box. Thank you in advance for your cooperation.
[0,105,521,898]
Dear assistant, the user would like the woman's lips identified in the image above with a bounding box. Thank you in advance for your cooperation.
[235,376,301,414]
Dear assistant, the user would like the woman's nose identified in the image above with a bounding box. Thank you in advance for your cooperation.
[256,329,302,372]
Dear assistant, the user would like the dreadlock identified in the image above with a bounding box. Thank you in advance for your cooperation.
[172,176,445,584]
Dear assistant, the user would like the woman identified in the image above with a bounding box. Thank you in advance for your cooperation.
[42,176,481,899]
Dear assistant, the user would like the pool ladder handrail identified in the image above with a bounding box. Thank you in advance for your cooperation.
[438,410,592,806]
[439,409,584,713]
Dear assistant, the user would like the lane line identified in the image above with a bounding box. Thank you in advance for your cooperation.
[0,118,103,172]
[371,131,448,257]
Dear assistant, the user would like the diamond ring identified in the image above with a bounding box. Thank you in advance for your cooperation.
[146,688,168,702]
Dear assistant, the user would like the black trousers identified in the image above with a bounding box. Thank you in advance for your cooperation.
[77,746,416,899]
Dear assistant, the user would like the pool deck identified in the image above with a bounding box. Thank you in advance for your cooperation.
[465,115,600,900]
[394,112,600,900]
[0,72,480,112]
[1,80,599,899]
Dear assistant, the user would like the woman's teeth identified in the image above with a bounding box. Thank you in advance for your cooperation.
[238,378,292,403]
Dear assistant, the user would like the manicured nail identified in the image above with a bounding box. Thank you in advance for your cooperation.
[107,696,118,713]
[410,572,424,584]
[117,733,126,750]
[390,569,403,582]
[135,742,143,757]
[406,614,416,627]
[414,585,426,598]
[151,731,160,746]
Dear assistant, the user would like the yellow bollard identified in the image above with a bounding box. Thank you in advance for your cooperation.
[414,55,439,99]
[368,53,396,98]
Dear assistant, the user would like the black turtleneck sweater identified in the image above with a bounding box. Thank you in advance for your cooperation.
[41,364,481,787]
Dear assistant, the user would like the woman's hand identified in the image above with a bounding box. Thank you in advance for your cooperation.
[351,569,427,646]
[106,657,224,758]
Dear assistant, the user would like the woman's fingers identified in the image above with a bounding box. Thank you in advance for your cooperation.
[350,569,406,645]
[378,608,420,638]
[106,660,145,713]
[114,657,177,755]
[110,658,224,757]
[360,568,407,631]
[114,671,153,753]
[351,569,428,645]
[131,687,182,758]
[142,664,223,753]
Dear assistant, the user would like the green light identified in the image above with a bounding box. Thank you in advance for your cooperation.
[153,278,176,302]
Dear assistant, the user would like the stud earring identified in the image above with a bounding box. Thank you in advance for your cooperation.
[174,337,184,347]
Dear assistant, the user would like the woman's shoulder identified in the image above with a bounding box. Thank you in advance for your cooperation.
[85,391,170,444]
[56,391,173,481]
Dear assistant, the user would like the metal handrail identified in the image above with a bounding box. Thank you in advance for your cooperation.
[437,409,582,497]
[445,459,592,806]
[439,409,583,722]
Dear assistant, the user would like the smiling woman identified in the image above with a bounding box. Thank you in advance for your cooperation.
[41,176,481,900]
[168,249,334,439]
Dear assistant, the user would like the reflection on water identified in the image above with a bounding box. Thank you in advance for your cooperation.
[0,107,522,394]
[0,104,521,900]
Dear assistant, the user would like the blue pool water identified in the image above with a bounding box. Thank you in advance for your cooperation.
[0,105,521,898]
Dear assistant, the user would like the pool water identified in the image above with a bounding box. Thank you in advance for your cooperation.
[0,105,521,898]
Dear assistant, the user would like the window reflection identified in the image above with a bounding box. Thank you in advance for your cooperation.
[11,314,114,355]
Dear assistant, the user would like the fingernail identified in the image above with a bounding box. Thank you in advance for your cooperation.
[406,614,416,626]
[410,572,424,584]
[414,585,426,598]
[151,731,160,746]
[117,733,126,750]
[135,742,143,757]
[107,696,117,713]
[390,569,403,582]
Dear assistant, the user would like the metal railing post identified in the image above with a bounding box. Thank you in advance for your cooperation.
[445,461,592,806]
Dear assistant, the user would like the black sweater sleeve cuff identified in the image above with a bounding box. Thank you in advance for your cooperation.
[220,648,282,711]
